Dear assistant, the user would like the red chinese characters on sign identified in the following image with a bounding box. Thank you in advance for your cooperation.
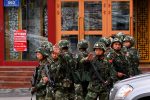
[14,30,27,51]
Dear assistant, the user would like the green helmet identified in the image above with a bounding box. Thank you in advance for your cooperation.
[123,35,135,46]
[115,32,126,42]
[98,37,110,47]
[41,41,53,54]
[93,42,106,51]
[35,47,49,57]
[58,40,70,49]
[111,38,123,48]
[78,40,88,49]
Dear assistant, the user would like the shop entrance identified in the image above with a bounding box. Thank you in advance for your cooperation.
[56,0,133,51]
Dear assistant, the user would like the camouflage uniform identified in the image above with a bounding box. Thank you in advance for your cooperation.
[40,41,54,100]
[48,53,69,100]
[74,40,91,100]
[122,36,141,76]
[85,42,115,100]
[31,47,49,100]
[106,38,132,82]
[55,40,75,100]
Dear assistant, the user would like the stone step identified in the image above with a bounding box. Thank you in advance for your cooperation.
[0,71,33,76]
[0,76,31,82]
[0,67,34,89]
[0,67,35,71]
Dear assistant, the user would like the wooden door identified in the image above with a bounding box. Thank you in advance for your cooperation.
[56,0,133,51]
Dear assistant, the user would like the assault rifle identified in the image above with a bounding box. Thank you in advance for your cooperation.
[44,65,55,99]
[30,66,39,100]
[90,62,110,92]
[44,65,55,87]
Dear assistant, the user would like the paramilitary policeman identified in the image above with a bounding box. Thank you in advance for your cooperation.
[46,44,70,100]
[85,42,115,100]
[40,41,55,100]
[74,40,92,100]
[58,40,75,100]
[106,38,132,82]
[123,35,141,76]
[31,47,49,100]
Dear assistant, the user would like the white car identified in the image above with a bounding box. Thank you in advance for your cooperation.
[109,73,150,100]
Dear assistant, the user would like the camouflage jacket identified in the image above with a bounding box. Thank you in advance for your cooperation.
[122,46,141,75]
[48,57,66,86]
[59,51,75,82]
[87,55,116,93]
[31,59,48,96]
[106,48,132,80]
[122,46,140,66]
[74,50,91,83]
[90,56,115,84]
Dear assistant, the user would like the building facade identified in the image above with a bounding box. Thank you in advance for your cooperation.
[0,0,150,66]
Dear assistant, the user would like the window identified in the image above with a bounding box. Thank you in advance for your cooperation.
[112,1,130,30]
[4,0,47,61]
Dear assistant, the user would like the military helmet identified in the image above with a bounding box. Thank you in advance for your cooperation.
[93,42,106,51]
[111,37,123,48]
[115,32,126,42]
[123,35,135,46]
[78,40,88,49]
[35,47,49,57]
[106,38,111,47]
[58,40,70,49]
[98,37,111,47]
[41,41,53,54]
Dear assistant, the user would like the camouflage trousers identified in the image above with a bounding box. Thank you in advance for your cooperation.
[36,95,46,100]
[36,90,46,100]
[54,88,74,100]
[85,91,108,100]
[74,83,84,100]
[45,87,54,100]
[85,82,109,100]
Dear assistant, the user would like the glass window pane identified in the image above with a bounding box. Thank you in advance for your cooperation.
[61,35,78,53]
[4,0,47,61]
[112,1,130,30]
[84,1,102,31]
[85,35,102,51]
[61,2,78,31]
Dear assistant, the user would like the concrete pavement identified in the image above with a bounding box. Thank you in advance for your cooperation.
[0,96,36,100]
[0,88,36,100]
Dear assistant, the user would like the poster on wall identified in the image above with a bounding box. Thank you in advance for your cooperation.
[4,0,20,7]
[14,30,27,52]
